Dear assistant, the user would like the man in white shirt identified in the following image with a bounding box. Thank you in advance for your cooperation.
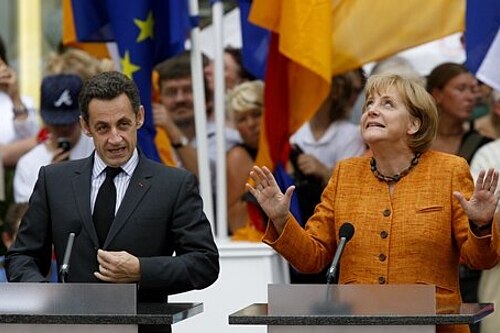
[14,74,94,202]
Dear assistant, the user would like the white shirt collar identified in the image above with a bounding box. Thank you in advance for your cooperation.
[92,148,139,179]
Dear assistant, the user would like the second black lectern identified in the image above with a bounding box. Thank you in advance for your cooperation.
[229,284,494,333]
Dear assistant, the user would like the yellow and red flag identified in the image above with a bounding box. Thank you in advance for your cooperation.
[248,0,465,170]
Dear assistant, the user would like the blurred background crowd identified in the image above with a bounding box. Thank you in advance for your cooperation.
[0,1,499,332]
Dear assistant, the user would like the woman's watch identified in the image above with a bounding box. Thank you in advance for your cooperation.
[172,135,189,149]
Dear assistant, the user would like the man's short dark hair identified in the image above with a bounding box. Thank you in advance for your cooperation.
[224,47,256,82]
[155,51,192,85]
[78,71,141,122]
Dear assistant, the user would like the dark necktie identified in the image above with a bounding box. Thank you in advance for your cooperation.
[93,166,122,246]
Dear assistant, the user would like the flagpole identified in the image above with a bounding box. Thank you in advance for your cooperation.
[211,0,229,240]
[188,0,215,230]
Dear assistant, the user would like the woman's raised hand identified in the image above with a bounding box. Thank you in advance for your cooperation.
[454,168,500,228]
[246,166,295,233]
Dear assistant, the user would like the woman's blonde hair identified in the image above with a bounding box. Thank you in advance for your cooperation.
[364,74,438,153]
[227,80,264,117]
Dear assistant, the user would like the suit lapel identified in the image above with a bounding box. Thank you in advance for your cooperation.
[104,156,152,247]
[72,154,99,247]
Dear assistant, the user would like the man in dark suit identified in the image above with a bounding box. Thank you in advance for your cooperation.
[5,72,219,330]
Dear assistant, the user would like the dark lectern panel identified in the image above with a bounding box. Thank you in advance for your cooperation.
[137,303,203,324]
[229,285,494,326]
[0,283,203,325]
[0,303,203,325]
[229,303,494,326]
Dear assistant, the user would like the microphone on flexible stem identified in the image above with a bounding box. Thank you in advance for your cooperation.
[314,223,355,315]
[60,232,76,283]
[326,222,355,284]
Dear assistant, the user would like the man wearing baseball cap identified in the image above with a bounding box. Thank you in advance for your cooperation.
[13,74,94,203]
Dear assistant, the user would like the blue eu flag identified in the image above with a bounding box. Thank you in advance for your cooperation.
[70,0,190,161]
[238,0,270,80]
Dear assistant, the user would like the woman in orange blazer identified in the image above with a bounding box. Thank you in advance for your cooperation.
[247,74,500,333]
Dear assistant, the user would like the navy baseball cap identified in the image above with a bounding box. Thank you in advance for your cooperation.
[40,74,83,125]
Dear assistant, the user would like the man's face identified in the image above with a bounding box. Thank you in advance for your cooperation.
[204,52,241,92]
[80,93,144,167]
[159,77,194,127]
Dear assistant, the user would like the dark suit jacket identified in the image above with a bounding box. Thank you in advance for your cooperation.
[6,152,219,302]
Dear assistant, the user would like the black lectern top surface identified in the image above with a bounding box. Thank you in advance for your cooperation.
[229,303,494,326]
[229,285,494,326]
[0,283,203,325]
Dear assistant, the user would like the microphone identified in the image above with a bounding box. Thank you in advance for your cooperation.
[326,222,355,284]
[60,232,76,283]
[314,223,355,314]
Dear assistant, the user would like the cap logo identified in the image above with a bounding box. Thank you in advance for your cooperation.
[53,89,73,108]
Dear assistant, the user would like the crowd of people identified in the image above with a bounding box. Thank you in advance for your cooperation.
[1,31,500,333]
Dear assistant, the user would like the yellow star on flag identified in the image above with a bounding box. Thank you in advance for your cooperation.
[121,51,141,79]
[134,11,154,42]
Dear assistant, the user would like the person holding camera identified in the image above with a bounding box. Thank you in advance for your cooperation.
[13,74,94,203]
[289,70,366,224]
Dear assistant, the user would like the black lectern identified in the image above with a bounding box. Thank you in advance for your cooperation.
[0,283,202,333]
[229,284,494,333]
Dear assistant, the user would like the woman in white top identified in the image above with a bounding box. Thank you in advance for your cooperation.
[289,70,366,219]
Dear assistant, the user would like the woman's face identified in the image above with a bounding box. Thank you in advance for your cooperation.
[234,108,262,149]
[361,86,419,149]
[431,72,477,122]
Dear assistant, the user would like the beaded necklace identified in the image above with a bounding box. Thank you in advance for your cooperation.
[370,152,421,183]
